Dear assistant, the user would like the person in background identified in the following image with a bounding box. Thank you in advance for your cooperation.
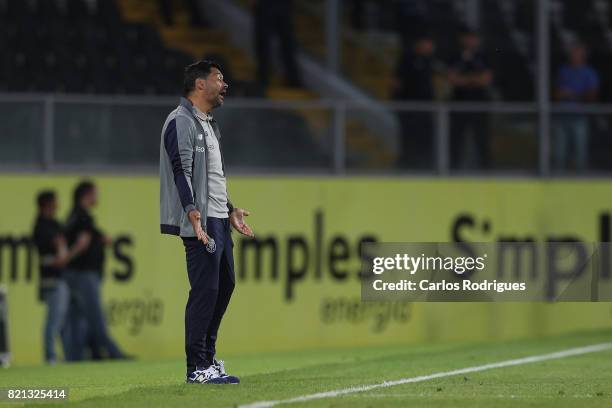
[253,0,302,88]
[391,33,437,169]
[448,28,493,169]
[32,190,90,364]
[63,181,128,361]
[554,42,600,171]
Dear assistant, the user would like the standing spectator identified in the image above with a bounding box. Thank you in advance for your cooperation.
[554,43,599,171]
[448,28,493,169]
[32,190,89,364]
[63,181,128,361]
[391,33,437,169]
[253,0,302,88]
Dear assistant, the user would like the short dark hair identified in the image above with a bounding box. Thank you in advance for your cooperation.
[73,180,95,208]
[37,190,56,211]
[183,60,222,96]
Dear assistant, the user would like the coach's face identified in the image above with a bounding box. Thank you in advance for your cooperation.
[203,67,228,108]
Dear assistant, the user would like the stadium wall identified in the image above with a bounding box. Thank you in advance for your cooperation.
[0,175,611,365]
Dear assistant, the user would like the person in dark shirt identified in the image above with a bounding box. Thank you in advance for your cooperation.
[448,28,493,169]
[63,181,128,361]
[65,205,106,276]
[32,190,89,364]
[392,33,437,169]
[553,42,599,171]
[253,0,301,88]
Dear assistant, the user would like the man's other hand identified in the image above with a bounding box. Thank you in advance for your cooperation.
[230,208,254,237]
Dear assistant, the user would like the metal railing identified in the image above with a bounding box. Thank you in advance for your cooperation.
[1,93,612,177]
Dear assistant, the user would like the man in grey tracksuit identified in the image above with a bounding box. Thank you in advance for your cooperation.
[159,60,254,384]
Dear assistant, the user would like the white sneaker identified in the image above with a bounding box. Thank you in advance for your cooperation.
[186,365,227,384]
[213,359,240,384]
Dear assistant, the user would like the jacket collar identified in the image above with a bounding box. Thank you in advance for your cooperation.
[194,106,213,122]
[179,97,213,122]
[179,96,192,110]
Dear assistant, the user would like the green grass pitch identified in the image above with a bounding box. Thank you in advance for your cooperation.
[1,329,611,408]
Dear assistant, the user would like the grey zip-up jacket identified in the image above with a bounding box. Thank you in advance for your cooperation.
[160,97,233,237]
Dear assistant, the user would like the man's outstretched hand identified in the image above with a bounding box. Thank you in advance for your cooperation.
[188,209,210,244]
[230,208,254,237]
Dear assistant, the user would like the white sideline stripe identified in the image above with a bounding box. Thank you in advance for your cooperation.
[238,342,612,408]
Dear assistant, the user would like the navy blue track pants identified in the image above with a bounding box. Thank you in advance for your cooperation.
[182,217,235,374]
